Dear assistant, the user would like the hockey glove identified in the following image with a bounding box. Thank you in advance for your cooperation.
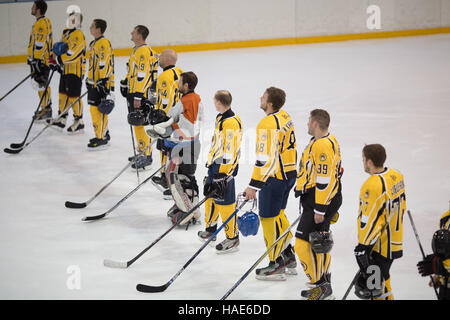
[120,79,128,98]
[294,187,303,198]
[28,58,41,76]
[48,57,61,73]
[96,78,109,98]
[417,254,448,277]
[354,243,372,275]
[210,173,229,200]
[85,78,94,90]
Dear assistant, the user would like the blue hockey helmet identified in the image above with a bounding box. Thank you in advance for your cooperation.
[53,42,68,56]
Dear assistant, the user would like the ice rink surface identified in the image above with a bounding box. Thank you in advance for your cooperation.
[0,34,449,300]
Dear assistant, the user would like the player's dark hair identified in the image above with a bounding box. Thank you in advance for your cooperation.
[310,109,330,130]
[180,72,198,91]
[135,25,149,41]
[265,87,285,111]
[93,19,107,34]
[214,90,232,106]
[363,144,387,168]
[34,0,47,15]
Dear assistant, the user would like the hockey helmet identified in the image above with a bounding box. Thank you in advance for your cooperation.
[432,229,450,258]
[66,5,82,29]
[309,231,334,254]
[354,273,384,300]
[98,96,115,115]
[53,42,68,56]
[148,108,170,125]
[127,109,149,126]
[238,211,260,237]
[237,195,259,237]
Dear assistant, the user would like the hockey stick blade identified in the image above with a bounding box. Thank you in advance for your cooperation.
[4,147,23,154]
[65,201,87,209]
[10,142,24,149]
[103,259,128,269]
[136,283,169,293]
[81,213,106,221]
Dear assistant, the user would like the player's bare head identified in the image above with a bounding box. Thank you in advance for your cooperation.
[263,87,285,113]
[33,0,47,16]
[134,25,149,41]
[310,109,330,131]
[159,49,178,68]
[180,72,198,93]
[362,144,386,169]
[93,19,107,34]
[214,90,232,107]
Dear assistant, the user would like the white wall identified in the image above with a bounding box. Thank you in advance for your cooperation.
[1,0,449,57]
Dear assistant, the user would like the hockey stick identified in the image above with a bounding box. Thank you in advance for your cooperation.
[104,195,210,269]
[4,91,87,154]
[4,69,55,153]
[136,198,248,293]
[406,210,440,299]
[81,164,165,222]
[105,177,234,268]
[0,73,32,102]
[65,140,156,209]
[129,125,140,184]
[220,214,301,300]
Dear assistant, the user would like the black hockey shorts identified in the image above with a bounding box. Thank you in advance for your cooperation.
[59,74,82,97]
[295,188,342,241]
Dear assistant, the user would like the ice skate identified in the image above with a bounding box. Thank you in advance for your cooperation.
[151,175,169,193]
[34,105,52,122]
[300,274,335,300]
[216,236,239,254]
[281,244,297,275]
[87,137,109,151]
[255,257,286,281]
[197,227,217,247]
[131,155,153,170]
[67,117,84,134]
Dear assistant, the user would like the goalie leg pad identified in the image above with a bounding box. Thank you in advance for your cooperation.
[168,170,200,226]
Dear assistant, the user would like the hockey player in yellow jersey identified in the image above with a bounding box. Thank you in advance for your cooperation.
[294,109,342,300]
[198,90,243,253]
[244,87,297,280]
[120,25,158,170]
[28,0,53,121]
[417,210,450,300]
[151,49,183,195]
[354,144,406,300]
[48,6,86,134]
[86,19,114,150]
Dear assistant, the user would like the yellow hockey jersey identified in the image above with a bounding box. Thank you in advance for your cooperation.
[59,28,86,78]
[296,133,342,215]
[357,168,407,259]
[249,109,297,190]
[126,44,158,98]
[156,65,183,113]
[28,16,53,66]
[87,36,114,90]
[207,109,243,176]
[439,211,450,275]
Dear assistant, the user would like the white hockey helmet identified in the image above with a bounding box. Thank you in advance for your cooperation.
[66,5,82,29]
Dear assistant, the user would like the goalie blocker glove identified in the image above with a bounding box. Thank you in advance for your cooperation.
[120,79,128,98]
